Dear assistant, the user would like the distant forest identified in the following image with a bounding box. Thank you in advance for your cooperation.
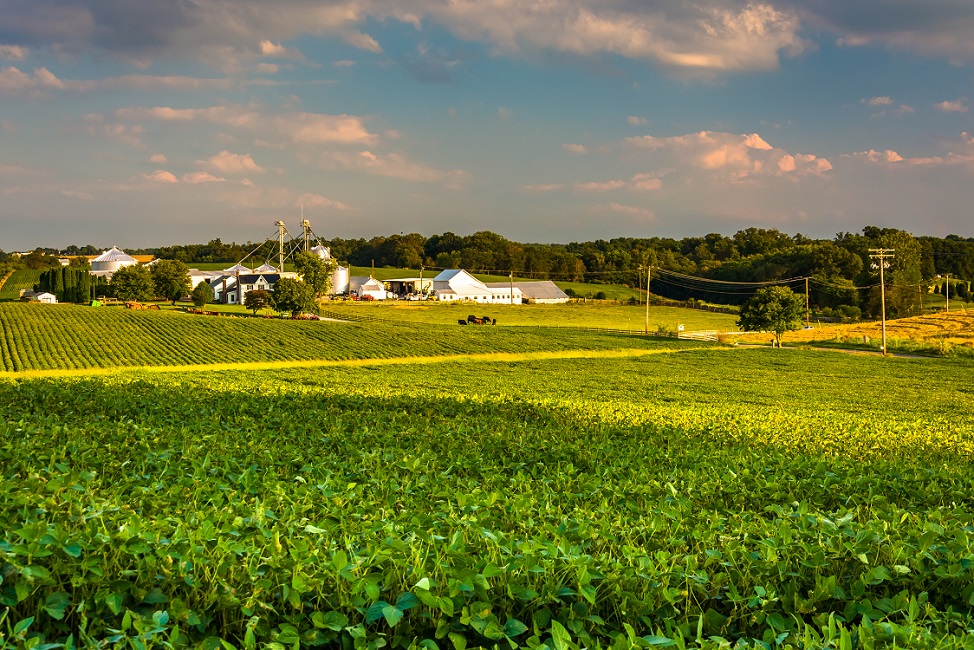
[6,226,973,317]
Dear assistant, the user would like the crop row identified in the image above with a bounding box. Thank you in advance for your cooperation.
[2,351,974,648]
[0,302,685,373]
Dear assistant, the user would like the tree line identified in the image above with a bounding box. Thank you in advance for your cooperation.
[6,226,974,317]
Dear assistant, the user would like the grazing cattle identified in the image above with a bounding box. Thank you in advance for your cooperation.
[458,319,468,325]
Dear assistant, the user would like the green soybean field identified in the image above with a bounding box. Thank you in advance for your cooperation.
[3,342,974,649]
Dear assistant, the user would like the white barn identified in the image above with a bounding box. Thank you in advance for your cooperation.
[432,269,522,304]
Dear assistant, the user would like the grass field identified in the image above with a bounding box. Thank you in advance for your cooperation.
[2,347,974,648]
[321,300,738,332]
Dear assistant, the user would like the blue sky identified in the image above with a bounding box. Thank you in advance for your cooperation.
[1,0,973,250]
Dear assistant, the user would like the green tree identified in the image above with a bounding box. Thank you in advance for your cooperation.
[151,259,191,305]
[111,265,154,302]
[270,278,314,316]
[191,280,214,308]
[293,252,337,300]
[737,286,806,348]
[244,288,271,315]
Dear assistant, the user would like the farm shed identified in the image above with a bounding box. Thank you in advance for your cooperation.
[505,280,569,304]
[34,292,58,304]
[350,276,388,300]
[432,269,522,304]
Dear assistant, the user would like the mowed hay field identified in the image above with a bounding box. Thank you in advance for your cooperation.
[3,300,974,647]
[734,310,974,353]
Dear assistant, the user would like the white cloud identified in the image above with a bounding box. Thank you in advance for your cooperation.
[575,180,627,191]
[117,105,377,146]
[628,116,647,126]
[866,96,893,106]
[936,100,969,113]
[201,150,265,174]
[0,45,28,61]
[344,31,383,53]
[563,143,587,154]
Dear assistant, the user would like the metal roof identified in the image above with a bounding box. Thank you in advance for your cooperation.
[92,246,136,263]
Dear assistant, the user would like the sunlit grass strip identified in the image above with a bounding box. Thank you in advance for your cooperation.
[0,345,699,380]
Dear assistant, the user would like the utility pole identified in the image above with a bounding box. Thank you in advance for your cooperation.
[805,277,810,327]
[509,271,514,305]
[645,265,651,334]
[869,248,894,356]
[946,273,950,314]
[419,265,424,299]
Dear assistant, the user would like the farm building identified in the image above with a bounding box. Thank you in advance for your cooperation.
[432,269,569,304]
[310,245,350,294]
[507,280,569,304]
[90,246,138,279]
[34,292,58,304]
[432,269,522,304]
[386,277,433,297]
[349,276,388,300]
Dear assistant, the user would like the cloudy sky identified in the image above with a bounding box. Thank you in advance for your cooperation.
[2,0,973,250]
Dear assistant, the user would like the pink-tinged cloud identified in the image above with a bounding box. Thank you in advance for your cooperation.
[563,143,587,154]
[0,45,28,61]
[322,150,468,186]
[116,105,377,146]
[259,40,304,60]
[295,192,354,211]
[523,183,566,192]
[628,116,648,126]
[182,171,225,184]
[604,202,657,222]
[630,173,663,191]
[149,154,167,164]
[142,170,179,183]
[936,100,968,113]
[624,130,831,179]
[0,66,65,94]
[201,150,265,174]
[854,149,905,164]
[87,123,144,148]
